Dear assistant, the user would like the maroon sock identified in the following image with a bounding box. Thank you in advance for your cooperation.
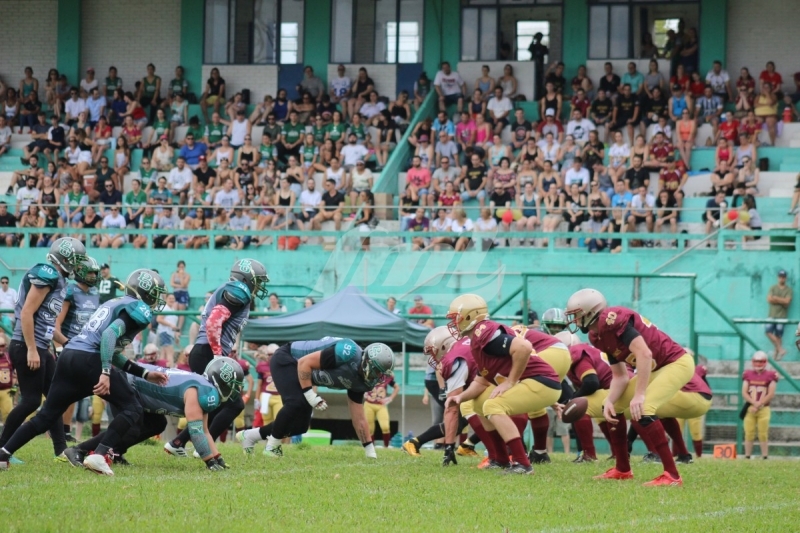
[693,440,703,457]
[91,423,100,437]
[467,417,495,458]
[609,415,630,473]
[459,433,467,444]
[488,430,510,465]
[512,414,528,437]
[529,414,549,452]
[598,421,614,457]
[382,434,390,448]
[506,437,531,467]
[219,430,228,443]
[573,416,596,458]
[661,418,689,456]
[632,420,680,478]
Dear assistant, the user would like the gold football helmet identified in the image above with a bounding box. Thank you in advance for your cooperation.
[424,326,457,367]
[565,288,607,333]
[446,294,489,338]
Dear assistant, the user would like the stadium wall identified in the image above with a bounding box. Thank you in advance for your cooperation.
[0,0,58,92]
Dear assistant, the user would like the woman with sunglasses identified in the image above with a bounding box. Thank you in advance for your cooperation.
[236,133,259,168]
[738,156,760,196]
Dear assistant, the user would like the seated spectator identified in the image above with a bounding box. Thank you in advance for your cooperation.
[414,134,435,170]
[624,154,649,191]
[540,81,562,122]
[432,110,455,141]
[112,136,131,183]
[323,156,346,193]
[487,87,512,135]
[298,177,321,228]
[654,189,678,240]
[20,113,50,166]
[474,208,498,251]
[324,110,347,151]
[225,92,247,123]
[450,207,474,251]
[149,175,173,207]
[99,205,126,248]
[581,130,605,169]
[213,176,241,209]
[628,185,655,238]
[540,185,564,247]
[498,64,520,101]
[345,68,375,121]
[312,179,344,230]
[434,130,459,169]
[559,135,582,175]
[271,177,297,232]
[674,108,696,169]
[389,91,411,127]
[516,158,537,195]
[293,91,317,125]
[515,181,540,243]
[359,91,386,122]
[407,207,430,251]
[641,86,669,137]
[622,62,645,95]
[168,157,193,205]
[437,180,461,209]
[124,178,147,227]
[199,68,225,124]
[413,71,431,108]
[590,89,613,141]
[179,133,208,167]
[120,115,142,148]
[610,179,633,211]
[468,89,486,121]
[352,190,377,251]
[537,159,560,197]
[37,174,60,213]
[565,108,595,145]
[474,65,495,102]
[62,180,88,226]
[19,91,43,132]
[434,62,466,113]
[754,83,779,146]
[77,204,102,247]
[544,63,566,96]
[460,152,487,206]
[406,156,432,206]
[63,87,86,126]
[563,183,586,244]
[705,60,732,102]
[90,116,113,164]
[297,66,325,102]
[348,112,371,147]
[611,84,640,143]
[492,157,516,199]
[695,85,723,141]
[349,160,373,208]
[759,61,782,96]
[643,59,665,99]
[571,88,591,119]
[689,72,705,99]
[646,131,675,169]
[44,114,67,164]
[106,88,127,126]
[538,132,561,169]
[340,133,369,172]
[537,109,564,144]
[329,64,352,115]
[313,138,339,172]
[228,206,253,250]
[98,180,123,216]
[508,108,532,152]
[717,111,740,147]
[0,202,16,246]
[564,157,590,193]
[607,131,630,184]
[658,157,686,206]
[711,159,735,196]
[780,94,798,126]
[592,160,614,199]
[714,137,735,171]
[153,206,179,249]
[35,206,62,248]
[703,190,727,234]
[0,117,10,159]
[585,193,610,254]
[426,208,454,251]
[121,91,147,128]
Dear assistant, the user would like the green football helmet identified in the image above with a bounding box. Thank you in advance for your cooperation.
[204,357,245,402]
[230,259,270,300]
[47,237,87,275]
[74,256,101,287]
[125,269,167,312]
[541,307,568,335]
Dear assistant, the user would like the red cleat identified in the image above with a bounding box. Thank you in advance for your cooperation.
[642,472,683,487]
[593,467,634,480]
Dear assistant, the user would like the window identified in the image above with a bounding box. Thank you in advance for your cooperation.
[589,5,629,59]
[203,0,304,64]
[515,21,550,61]
[461,8,497,62]
[329,0,423,64]
[652,18,680,50]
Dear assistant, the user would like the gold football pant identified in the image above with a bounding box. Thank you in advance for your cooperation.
[260,394,284,426]
[0,389,12,422]
[656,391,712,420]
[744,406,771,442]
[364,402,390,434]
[614,353,695,417]
[677,417,704,441]
[91,396,105,425]
[475,378,561,418]
[527,346,571,418]
[583,388,609,422]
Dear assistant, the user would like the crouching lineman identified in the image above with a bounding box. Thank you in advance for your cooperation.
[444,294,564,475]
[566,288,694,486]
[61,358,243,472]
[0,269,169,475]
[165,259,269,457]
[236,338,395,459]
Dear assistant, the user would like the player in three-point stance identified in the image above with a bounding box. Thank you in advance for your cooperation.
[566,288,694,486]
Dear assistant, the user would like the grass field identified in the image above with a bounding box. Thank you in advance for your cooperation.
[1,438,798,533]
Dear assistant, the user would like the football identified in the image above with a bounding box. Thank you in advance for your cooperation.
[561,397,589,423]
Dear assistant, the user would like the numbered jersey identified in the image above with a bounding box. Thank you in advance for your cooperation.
[66,296,153,354]
[61,284,100,339]
[288,337,375,395]
[438,337,478,390]
[97,276,121,304]
[364,375,396,404]
[567,343,613,391]
[12,263,66,349]
[257,360,279,395]
[589,306,686,371]
[742,369,779,406]
[0,353,13,391]
[470,321,559,386]
[128,363,220,417]
[195,281,251,357]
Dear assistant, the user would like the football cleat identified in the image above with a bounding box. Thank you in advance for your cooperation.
[528,451,551,464]
[593,467,634,480]
[65,434,77,444]
[477,457,490,469]
[456,444,479,457]
[572,453,597,463]
[83,452,114,476]
[9,456,24,465]
[60,447,86,468]
[113,454,131,466]
[263,444,283,458]
[503,462,534,475]
[479,459,510,470]
[676,454,694,464]
[642,452,661,463]
[192,450,201,459]
[402,439,421,457]
[643,472,683,487]
[163,441,188,457]
[236,429,261,455]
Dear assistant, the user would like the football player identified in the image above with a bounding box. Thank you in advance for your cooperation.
[676,363,710,458]
[236,338,394,459]
[0,237,87,464]
[444,294,564,475]
[541,308,569,335]
[742,351,778,459]
[0,269,169,475]
[165,259,269,457]
[227,347,254,442]
[61,358,243,472]
[55,255,100,443]
[566,288,695,486]
[255,344,284,433]
[363,372,399,448]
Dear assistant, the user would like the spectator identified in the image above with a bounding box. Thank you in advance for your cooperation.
[742,351,779,458]
[714,137,735,171]
[622,62,645,95]
[474,207,498,251]
[487,87,512,135]
[329,64,352,118]
[0,275,17,331]
[63,87,86,126]
[565,108,595,145]
[227,109,251,148]
[759,62,783,96]
[643,59,665,99]
[18,91,42,132]
[515,181,540,243]
[406,207,430,251]
[706,60,732,102]
[593,160,614,199]
[168,157,193,205]
[611,84,640,144]
[297,66,325,102]
[98,205,126,248]
[702,190,726,234]
[347,68,375,120]
[15,175,39,216]
[544,62,566,95]
[61,180,87,227]
[654,189,678,241]
[388,91,411,127]
[408,295,434,328]
[598,62,621,100]
[179,133,208,167]
[155,293,180,365]
[474,65,496,101]
[43,114,66,164]
[628,185,655,244]
[340,133,368,172]
[733,195,762,239]
[228,207,253,250]
[460,152,487,206]
[528,34,549,99]
[200,68,226,123]
[607,131,631,185]
[386,297,400,315]
[711,159,735,196]
[312,179,344,231]
[213,177,241,209]
[432,110,455,141]
[112,136,131,182]
[153,205,180,249]
[641,86,669,137]
[571,88,591,119]
[98,179,123,215]
[540,80,562,121]
[267,293,287,313]
[585,196,610,254]
[508,108,532,152]
[755,82,779,146]
[124,177,146,227]
[298,177,321,229]
[611,178,633,212]
[349,160,373,207]
[359,91,386,122]
[539,185,564,247]
[738,156,760,196]
[434,62,466,113]
[450,207,474,251]
[765,270,793,359]
[624,154,649,191]
[498,64,520,101]
[564,156,590,193]
[563,183,586,243]
[646,131,675,169]
[121,91,147,129]
[695,85,723,141]
[406,155,432,206]
[536,109,564,145]
[658,157,686,206]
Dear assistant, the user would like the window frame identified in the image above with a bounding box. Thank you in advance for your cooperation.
[515,20,551,62]
[203,0,304,65]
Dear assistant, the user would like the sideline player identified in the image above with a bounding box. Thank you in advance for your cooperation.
[363,371,399,448]
[165,259,269,457]
[55,255,100,442]
[444,294,563,475]
[566,288,694,486]
[0,237,87,463]
[541,308,569,335]
[236,338,395,459]
[742,351,778,459]
[61,358,243,472]
[0,269,169,475]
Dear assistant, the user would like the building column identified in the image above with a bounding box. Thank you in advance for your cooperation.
[699,0,727,73]
[562,0,589,81]
[57,0,82,85]
[181,0,205,97]
[304,0,331,84]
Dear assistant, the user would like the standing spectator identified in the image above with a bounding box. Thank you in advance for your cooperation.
[267,293,287,313]
[200,68,226,124]
[766,270,793,360]
[434,62,466,113]
[170,260,191,330]
[297,66,325,102]
[706,61,732,102]
[97,264,122,304]
[386,297,400,315]
[742,351,778,459]
[156,293,180,366]
[408,296,434,328]
[528,33,549,99]
[0,276,17,332]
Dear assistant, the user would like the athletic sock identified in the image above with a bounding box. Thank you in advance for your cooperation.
[608,415,630,473]
[661,418,689,456]
[416,423,445,446]
[63,424,71,434]
[632,419,680,478]
[487,430,509,465]
[459,433,467,444]
[219,430,228,443]
[693,440,703,457]
[382,434,390,448]
[598,421,614,457]
[266,436,281,449]
[529,413,549,454]
[467,433,481,446]
[466,416,491,454]
[258,423,274,440]
[573,415,596,458]
[512,414,527,438]
[92,423,101,437]
[94,444,110,456]
[506,437,531,467]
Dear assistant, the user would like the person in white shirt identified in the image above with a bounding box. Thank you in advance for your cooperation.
[228,206,252,249]
[339,133,369,170]
[329,64,352,117]
[168,156,193,205]
[628,185,655,234]
[213,177,241,209]
[487,86,513,135]
[99,205,127,248]
[0,275,18,330]
[359,91,386,120]
[349,160,373,207]
[607,130,631,184]
[325,157,347,192]
[15,175,40,215]
[0,116,11,158]
[474,207,499,250]
[563,157,590,193]
[80,67,99,94]
[155,294,180,363]
[64,88,87,125]
[565,108,596,144]
[705,61,732,102]
[434,61,466,113]
[298,177,322,226]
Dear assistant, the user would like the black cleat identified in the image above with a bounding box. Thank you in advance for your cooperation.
[65,433,77,443]
[528,450,551,464]
[112,454,132,466]
[642,452,661,463]
[60,447,86,468]
[676,453,694,464]
[572,453,598,463]
[503,462,534,475]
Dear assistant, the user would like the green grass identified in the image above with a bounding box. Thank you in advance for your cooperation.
[1,438,798,533]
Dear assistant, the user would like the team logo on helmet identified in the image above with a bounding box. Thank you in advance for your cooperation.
[59,239,74,258]
[368,344,382,358]
[238,259,253,274]
[219,362,235,382]
[137,271,154,291]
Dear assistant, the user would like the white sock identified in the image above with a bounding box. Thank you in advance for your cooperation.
[534,449,547,454]
[267,436,282,448]
[244,428,262,441]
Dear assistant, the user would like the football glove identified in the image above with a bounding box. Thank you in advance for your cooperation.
[215,454,230,469]
[442,444,458,466]
[205,458,225,471]
[303,388,328,410]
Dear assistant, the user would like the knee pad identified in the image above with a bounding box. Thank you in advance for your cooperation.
[639,415,659,427]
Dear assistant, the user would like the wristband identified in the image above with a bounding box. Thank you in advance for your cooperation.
[101,368,111,376]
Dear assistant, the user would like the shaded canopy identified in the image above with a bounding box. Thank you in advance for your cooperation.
[242,286,431,351]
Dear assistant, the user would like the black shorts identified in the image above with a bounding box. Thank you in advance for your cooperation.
[268,345,314,438]
[189,343,215,374]
[492,117,509,129]
[442,93,463,106]
[632,215,650,225]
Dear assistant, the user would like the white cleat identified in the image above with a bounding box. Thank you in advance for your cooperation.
[83,453,114,476]
[236,429,261,455]
[163,441,188,457]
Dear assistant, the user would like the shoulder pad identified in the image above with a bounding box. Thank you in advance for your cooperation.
[65,284,75,301]
[28,264,59,287]
[472,321,503,350]
[334,339,360,364]
[199,386,221,412]
[88,287,99,295]
[125,301,153,326]
[598,307,632,335]
[222,281,251,306]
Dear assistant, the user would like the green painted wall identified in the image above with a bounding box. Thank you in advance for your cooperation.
[181,0,205,98]
[56,0,82,86]
[562,0,589,81]
[304,0,331,85]
[699,0,727,74]
[424,0,461,76]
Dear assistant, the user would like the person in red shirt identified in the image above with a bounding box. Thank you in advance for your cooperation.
[658,157,686,206]
[566,288,694,487]
[717,111,740,145]
[742,351,779,459]
[408,295,434,328]
[759,61,783,96]
[645,131,674,169]
[570,89,591,119]
[444,294,564,475]
[405,155,432,207]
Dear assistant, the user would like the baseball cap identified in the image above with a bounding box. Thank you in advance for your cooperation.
[778,270,787,277]
[198,155,206,161]
[100,263,109,269]
[545,108,555,117]
[671,83,681,91]
[414,295,423,302]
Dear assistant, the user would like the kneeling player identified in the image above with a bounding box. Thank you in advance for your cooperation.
[62,358,243,472]
[566,288,694,486]
[236,338,394,459]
